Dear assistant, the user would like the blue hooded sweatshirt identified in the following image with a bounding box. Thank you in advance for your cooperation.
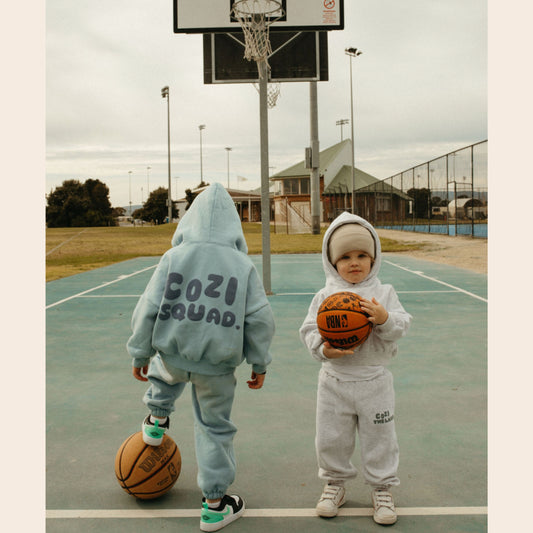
[127,183,275,376]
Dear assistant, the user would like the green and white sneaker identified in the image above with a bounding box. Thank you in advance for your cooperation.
[141,415,169,446]
[200,495,245,532]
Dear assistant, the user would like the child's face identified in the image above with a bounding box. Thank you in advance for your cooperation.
[335,249,373,284]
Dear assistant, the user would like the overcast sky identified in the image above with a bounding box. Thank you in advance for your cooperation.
[43,0,489,209]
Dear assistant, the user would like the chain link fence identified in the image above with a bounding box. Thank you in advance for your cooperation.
[360,140,487,237]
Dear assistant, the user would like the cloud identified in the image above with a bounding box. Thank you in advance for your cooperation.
[46,0,487,208]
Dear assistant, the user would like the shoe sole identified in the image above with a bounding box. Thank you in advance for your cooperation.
[373,513,397,525]
[316,495,346,517]
[200,503,245,532]
[142,434,163,446]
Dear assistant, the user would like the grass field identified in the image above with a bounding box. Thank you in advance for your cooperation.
[45,222,423,281]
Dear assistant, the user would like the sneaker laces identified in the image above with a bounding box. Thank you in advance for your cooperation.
[374,489,394,510]
[321,484,343,501]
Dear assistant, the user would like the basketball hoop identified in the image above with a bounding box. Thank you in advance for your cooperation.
[231,0,284,74]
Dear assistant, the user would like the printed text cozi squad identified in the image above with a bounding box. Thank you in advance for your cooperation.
[158,273,240,329]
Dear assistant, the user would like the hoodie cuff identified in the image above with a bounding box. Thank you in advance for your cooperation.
[375,314,394,333]
[317,343,329,361]
[252,364,267,375]
[132,357,151,369]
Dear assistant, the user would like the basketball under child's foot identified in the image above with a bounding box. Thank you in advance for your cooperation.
[141,415,169,446]
[316,483,346,517]
[200,494,245,532]
[372,488,397,525]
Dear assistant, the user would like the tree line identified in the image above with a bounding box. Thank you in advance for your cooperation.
[46,178,208,227]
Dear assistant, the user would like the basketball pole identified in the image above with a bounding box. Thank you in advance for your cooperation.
[310,80,320,234]
[258,60,272,295]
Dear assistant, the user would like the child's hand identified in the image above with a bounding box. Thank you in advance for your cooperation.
[247,372,266,389]
[323,341,355,359]
[360,297,388,325]
[133,365,149,382]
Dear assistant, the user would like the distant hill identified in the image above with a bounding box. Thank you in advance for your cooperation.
[120,204,143,214]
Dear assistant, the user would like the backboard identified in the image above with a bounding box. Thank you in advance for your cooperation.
[203,31,328,83]
[174,0,344,33]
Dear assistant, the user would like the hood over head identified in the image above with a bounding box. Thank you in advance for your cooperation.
[171,183,248,253]
[322,211,381,289]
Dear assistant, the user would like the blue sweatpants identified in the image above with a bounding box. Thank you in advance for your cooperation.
[143,354,237,500]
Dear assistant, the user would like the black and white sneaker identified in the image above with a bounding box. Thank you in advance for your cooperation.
[141,415,169,446]
[200,494,245,532]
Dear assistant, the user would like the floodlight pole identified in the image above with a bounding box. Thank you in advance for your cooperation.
[199,124,206,183]
[128,170,132,216]
[225,147,232,188]
[258,61,272,294]
[345,47,362,214]
[161,86,172,223]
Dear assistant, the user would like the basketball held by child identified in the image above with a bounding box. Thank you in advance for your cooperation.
[115,431,181,499]
[317,291,373,349]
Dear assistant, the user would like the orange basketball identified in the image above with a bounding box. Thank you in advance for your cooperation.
[317,291,373,349]
[115,431,181,499]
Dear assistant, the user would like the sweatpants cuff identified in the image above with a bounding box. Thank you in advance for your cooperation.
[203,491,226,500]
[150,408,171,417]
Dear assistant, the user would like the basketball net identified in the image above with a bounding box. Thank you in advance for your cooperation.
[231,0,284,77]
[253,81,281,109]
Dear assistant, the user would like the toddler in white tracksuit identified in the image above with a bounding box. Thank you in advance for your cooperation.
[299,212,411,525]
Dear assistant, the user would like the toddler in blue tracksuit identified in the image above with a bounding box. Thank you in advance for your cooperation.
[127,183,275,532]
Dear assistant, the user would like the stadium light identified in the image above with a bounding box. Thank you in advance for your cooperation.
[161,86,172,223]
[345,47,362,214]
[336,118,349,141]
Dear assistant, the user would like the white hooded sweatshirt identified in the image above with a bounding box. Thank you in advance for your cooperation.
[299,212,411,378]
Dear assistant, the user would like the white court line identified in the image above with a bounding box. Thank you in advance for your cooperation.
[383,260,487,303]
[46,229,88,256]
[46,264,157,309]
[47,259,486,307]
[46,506,487,519]
[79,295,142,298]
[75,289,461,299]
[273,290,459,296]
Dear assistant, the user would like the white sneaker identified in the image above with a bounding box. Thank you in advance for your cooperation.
[141,415,169,446]
[316,483,346,517]
[372,488,397,525]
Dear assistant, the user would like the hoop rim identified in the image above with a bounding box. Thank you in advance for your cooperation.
[231,0,284,19]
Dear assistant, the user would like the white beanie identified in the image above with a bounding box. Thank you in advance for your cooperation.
[328,223,375,264]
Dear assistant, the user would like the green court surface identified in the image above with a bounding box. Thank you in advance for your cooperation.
[46,253,487,532]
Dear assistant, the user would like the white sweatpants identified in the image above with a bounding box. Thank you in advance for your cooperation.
[315,367,400,488]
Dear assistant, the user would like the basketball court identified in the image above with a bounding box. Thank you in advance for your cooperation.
[45,2,486,531]
[46,252,487,532]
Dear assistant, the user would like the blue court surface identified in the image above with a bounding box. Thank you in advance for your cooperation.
[46,253,487,532]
